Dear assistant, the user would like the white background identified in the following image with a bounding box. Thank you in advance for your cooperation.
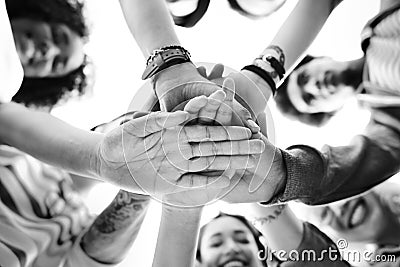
[51,0,389,266]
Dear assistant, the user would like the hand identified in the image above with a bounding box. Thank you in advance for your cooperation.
[183,78,234,126]
[221,118,285,203]
[95,111,266,197]
[182,91,284,203]
[198,63,272,118]
[154,62,259,132]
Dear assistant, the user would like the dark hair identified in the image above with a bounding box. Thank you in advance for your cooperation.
[274,55,336,126]
[196,213,268,267]
[6,0,93,108]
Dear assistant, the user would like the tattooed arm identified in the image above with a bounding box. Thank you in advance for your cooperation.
[248,203,349,266]
[80,190,150,264]
[249,204,303,253]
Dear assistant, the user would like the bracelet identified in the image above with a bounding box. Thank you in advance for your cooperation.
[264,45,285,66]
[263,56,285,79]
[242,65,276,96]
[253,58,280,84]
[146,45,191,65]
[142,45,192,80]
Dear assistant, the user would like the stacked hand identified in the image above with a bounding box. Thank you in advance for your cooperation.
[153,62,260,133]
[96,107,265,201]
[163,65,283,207]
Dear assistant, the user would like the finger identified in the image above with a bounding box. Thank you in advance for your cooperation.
[176,173,231,189]
[190,139,265,157]
[233,100,260,133]
[256,112,268,138]
[207,63,225,80]
[131,111,151,119]
[215,78,235,125]
[198,90,226,124]
[197,66,207,78]
[188,155,256,172]
[184,95,208,115]
[125,111,189,137]
[182,125,252,142]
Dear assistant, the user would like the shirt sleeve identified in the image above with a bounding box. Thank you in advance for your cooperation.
[274,110,400,205]
[280,223,351,267]
[0,0,23,103]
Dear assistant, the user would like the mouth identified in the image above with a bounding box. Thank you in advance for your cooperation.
[222,260,246,267]
[347,198,368,229]
[221,260,247,267]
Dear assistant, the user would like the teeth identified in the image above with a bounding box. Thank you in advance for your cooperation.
[224,261,244,267]
[350,203,365,227]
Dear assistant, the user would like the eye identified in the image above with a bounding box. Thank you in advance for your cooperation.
[234,234,250,244]
[297,72,309,86]
[209,241,223,248]
[320,207,333,225]
[51,26,61,45]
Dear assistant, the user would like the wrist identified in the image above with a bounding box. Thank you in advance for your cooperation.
[153,61,197,90]
[162,202,203,218]
[153,62,209,111]
[240,69,273,101]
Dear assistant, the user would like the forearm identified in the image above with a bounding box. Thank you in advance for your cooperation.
[118,0,180,57]
[251,204,303,252]
[153,205,203,267]
[81,190,150,264]
[266,0,333,72]
[0,102,101,178]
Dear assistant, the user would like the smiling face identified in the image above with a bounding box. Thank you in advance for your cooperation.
[199,216,263,267]
[287,57,355,114]
[308,192,392,243]
[11,18,84,78]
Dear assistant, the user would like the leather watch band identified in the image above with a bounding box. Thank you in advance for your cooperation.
[142,48,191,80]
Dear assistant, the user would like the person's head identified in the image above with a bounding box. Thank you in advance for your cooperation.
[6,0,92,108]
[197,213,267,267]
[306,185,400,244]
[275,55,359,126]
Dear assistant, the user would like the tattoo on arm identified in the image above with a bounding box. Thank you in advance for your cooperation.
[253,205,286,226]
[81,190,150,263]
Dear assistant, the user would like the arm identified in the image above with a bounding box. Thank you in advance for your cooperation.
[227,0,341,116]
[276,111,400,205]
[118,0,257,131]
[153,205,203,267]
[249,204,349,266]
[79,191,150,264]
[0,102,102,178]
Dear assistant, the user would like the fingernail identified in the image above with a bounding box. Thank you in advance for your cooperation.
[247,119,260,131]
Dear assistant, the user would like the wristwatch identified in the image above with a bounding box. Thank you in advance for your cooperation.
[141,47,191,80]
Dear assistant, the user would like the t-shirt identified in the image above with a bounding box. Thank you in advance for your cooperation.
[0,145,111,267]
[0,0,23,103]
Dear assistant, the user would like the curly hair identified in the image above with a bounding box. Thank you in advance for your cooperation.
[196,213,268,267]
[6,0,93,108]
[274,55,336,127]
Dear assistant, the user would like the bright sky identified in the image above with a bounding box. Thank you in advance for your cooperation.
[51,0,384,266]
